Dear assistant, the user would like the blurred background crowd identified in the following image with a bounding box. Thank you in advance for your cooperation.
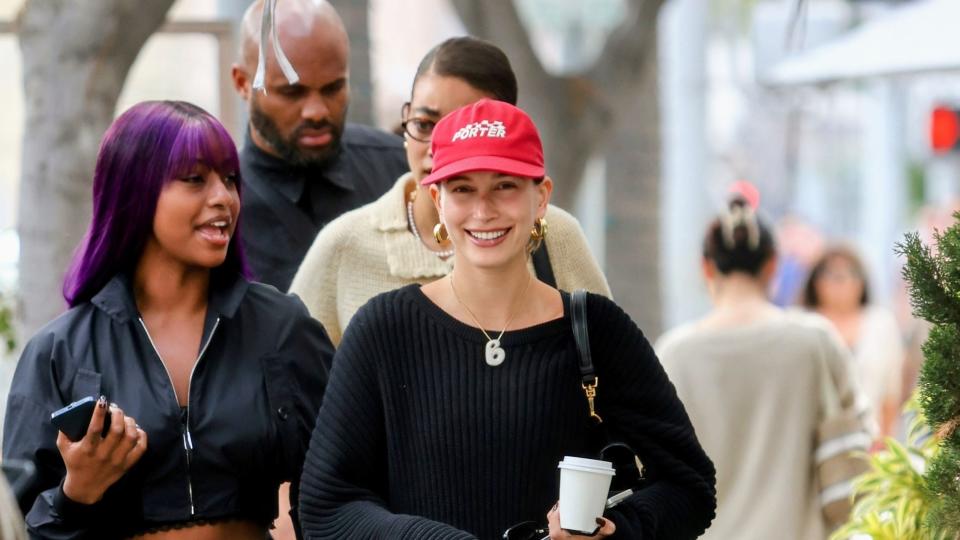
[0,0,958,535]
[2,0,957,447]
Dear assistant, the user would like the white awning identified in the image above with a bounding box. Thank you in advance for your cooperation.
[764,0,960,86]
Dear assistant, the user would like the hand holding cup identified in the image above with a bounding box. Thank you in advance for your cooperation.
[546,504,615,539]
[555,456,616,535]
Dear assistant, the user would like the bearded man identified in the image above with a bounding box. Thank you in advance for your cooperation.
[232,0,407,290]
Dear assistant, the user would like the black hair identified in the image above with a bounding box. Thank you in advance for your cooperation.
[702,197,775,276]
[802,246,870,308]
[412,36,518,105]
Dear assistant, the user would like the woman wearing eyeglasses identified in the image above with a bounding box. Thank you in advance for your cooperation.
[298,98,716,539]
[289,37,609,347]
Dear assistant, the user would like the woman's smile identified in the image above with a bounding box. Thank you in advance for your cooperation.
[194,215,233,248]
[465,227,511,245]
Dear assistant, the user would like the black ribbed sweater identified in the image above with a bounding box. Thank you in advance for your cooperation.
[299,285,716,539]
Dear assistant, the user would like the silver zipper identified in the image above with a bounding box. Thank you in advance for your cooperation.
[138,316,221,516]
[182,317,219,515]
[182,429,194,514]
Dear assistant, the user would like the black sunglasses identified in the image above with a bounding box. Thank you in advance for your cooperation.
[501,521,548,540]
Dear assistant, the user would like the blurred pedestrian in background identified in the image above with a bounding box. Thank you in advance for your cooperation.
[802,245,905,439]
[658,197,863,539]
[769,214,825,308]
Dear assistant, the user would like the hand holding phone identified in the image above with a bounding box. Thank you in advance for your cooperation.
[52,396,148,505]
[51,396,111,442]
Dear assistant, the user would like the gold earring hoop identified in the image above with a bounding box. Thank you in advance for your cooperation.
[433,222,449,244]
[529,217,547,252]
[530,218,547,241]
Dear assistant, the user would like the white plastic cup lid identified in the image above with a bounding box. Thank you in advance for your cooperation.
[558,456,616,475]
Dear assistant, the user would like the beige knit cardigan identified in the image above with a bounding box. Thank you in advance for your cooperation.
[657,311,862,540]
[289,173,611,346]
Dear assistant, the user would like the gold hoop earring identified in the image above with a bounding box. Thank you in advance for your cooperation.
[433,222,449,244]
[529,217,547,252]
[530,217,547,242]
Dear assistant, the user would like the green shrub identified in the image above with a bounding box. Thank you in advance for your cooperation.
[830,397,947,540]
[851,215,960,538]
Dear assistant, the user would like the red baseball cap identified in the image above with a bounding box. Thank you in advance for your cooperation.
[420,99,545,186]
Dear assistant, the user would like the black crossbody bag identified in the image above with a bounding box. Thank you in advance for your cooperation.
[570,289,645,497]
[502,290,644,540]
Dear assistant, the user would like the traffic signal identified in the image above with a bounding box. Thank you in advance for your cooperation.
[931,106,960,154]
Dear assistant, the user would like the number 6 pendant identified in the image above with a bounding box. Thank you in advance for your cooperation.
[485,339,506,367]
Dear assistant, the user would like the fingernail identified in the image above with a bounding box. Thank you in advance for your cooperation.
[97,396,107,408]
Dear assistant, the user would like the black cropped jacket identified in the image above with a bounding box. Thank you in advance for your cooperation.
[2,273,333,539]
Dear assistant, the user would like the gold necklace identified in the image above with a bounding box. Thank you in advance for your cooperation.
[449,271,532,367]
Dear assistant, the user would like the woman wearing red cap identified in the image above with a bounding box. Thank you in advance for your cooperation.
[298,99,716,539]
[289,37,610,348]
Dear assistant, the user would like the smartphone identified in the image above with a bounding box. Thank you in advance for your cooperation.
[50,396,111,442]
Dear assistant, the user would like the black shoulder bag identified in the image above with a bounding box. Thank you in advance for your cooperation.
[570,289,644,498]
[502,291,644,540]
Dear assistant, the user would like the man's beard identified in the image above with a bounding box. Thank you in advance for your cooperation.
[249,99,345,168]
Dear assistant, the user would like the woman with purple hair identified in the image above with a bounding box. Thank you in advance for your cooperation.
[3,101,333,539]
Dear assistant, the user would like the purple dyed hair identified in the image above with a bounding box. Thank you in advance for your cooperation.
[63,100,251,307]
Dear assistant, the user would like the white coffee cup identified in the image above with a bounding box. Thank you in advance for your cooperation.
[557,456,616,534]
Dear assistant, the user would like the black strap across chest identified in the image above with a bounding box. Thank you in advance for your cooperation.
[570,289,596,386]
[532,244,556,288]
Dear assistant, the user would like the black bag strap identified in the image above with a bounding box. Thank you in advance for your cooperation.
[570,290,594,382]
[570,290,645,489]
[532,243,556,288]
[571,290,601,423]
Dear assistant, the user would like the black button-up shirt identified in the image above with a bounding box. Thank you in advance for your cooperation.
[239,124,408,290]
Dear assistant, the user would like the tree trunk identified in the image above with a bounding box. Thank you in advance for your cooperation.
[332,0,373,126]
[17,0,174,338]
[449,0,607,209]
[604,47,661,334]
[527,77,609,210]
